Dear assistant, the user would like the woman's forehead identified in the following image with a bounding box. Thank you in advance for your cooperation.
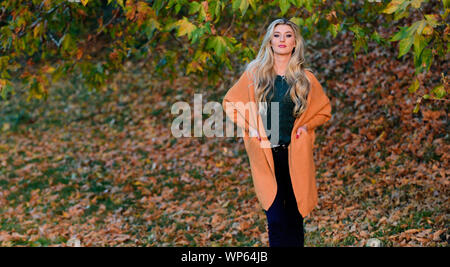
[273,24,293,33]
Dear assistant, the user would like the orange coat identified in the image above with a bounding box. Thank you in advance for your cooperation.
[222,69,332,218]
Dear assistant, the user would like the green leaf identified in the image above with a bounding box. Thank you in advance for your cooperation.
[421,48,432,72]
[328,23,340,38]
[290,0,305,8]
[431,84,446,98]
[190,27,205,44]
[391,21,426,59]
[415,20,427,35]
[51,67,65,82]
[398,35,413,58]
[175,2,183,14]
[279,0,291,15]
[394,9,410,20]
[411,0,425,9]
[349,25,368,53]
[290,17,303,27]
[232,0,249,16]
[444,0,450,9]
[408,78,420,93]
[0,81,13,100]
[214,1,223,22]
[200,5,208,22]
[413,100,421,113]
[424,14,440,27]
[232,0,240,12]
[176,17,197,40]
[239,0,250,16]
[349,24,363,36]
[206,36,228,57]
[188,2,201,14]
[152,0,165,15]
[371,30,382,44]
[248,0,257,11]
[117,0,124,9]
[382,0,404,14]
[407,20,422,35]
[61,34,72,52]
[413,32,428,56]
[390,26,409,42]
[167,0,178,10]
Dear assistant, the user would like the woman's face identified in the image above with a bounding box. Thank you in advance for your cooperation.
[270,24,296,55]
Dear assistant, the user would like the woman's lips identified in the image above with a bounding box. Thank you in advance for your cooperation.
[279,45,286,48]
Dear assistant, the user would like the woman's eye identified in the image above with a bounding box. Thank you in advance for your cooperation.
[274,34,293,38]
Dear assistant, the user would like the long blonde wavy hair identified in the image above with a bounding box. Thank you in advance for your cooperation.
[245,18,312,118]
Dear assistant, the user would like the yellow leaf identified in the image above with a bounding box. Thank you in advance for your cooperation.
[76,48,83,60]
[80,0,89,6]
[411,0,425,8]
[0,144,8,152]
[176,17,197,39]
[382,0,403,14]
[33,22,41,38]
[41,65,56,74]
[422,25,433,35]
[408,78,420,93]
[2,123,10,131]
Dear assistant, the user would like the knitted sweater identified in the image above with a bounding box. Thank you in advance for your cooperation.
[222,69,332,218]
[261,74,298,146]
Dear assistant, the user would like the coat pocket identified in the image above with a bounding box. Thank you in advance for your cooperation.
[291,130,313,162]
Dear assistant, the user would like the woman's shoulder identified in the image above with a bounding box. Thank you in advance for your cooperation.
[303,68,317,79]
[303,69,322,87]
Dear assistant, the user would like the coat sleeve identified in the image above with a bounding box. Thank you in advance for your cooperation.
[222,70,253,135]
[304,72,332,131]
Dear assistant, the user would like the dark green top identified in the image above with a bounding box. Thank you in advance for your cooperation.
[261,75,297,146]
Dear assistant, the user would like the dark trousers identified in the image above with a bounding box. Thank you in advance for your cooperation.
[264,146,304,247]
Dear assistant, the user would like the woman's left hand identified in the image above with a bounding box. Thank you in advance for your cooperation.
[296,125,307,139]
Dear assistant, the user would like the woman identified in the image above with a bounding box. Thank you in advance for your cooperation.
[222,18,332,247]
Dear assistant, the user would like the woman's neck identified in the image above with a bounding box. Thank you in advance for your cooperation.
[273,54,290,76]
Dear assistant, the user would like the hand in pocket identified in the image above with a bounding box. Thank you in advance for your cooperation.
[295,125,308,139]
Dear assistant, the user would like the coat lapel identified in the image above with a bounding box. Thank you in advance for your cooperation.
[247,77,276,178]
[248,71,316,176]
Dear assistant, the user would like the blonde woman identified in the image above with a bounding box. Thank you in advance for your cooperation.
[222,18,332,247]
